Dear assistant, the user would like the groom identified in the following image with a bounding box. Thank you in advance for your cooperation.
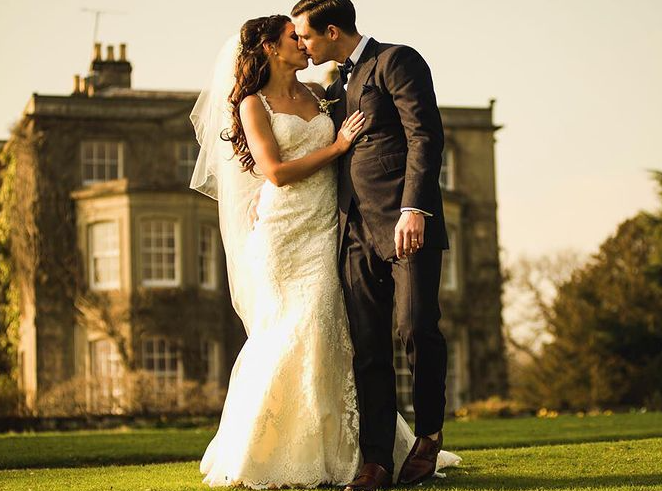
[292,1,450,489]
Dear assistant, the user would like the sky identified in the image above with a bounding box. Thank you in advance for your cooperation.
[1,0,661,260]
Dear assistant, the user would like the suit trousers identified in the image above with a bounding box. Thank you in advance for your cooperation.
[339,200,448,474]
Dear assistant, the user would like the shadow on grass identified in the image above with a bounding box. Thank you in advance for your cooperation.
[1,454,197,470]
[447,431,662,451]
[4,413,662,471]
[413,470,662,490]
[4,433,662,470]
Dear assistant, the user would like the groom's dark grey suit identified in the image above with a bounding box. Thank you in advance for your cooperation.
[327,37,450,475]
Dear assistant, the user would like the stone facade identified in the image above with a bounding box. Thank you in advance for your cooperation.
[4,43,507,417]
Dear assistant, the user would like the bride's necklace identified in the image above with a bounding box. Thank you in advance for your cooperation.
[269,84,301,100]
[281,90,298,100]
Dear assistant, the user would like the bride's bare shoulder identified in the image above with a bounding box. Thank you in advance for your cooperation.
[239,94,269,120]
[303,82,326,100]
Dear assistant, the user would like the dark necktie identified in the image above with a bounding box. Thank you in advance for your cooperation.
[338,58,355,86]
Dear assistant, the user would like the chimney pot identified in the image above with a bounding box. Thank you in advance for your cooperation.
[88,42,132,91]
[73,74,81,93]
[94,43,102,61]
[119,43,127,61]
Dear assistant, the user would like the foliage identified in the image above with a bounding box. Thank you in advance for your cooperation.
[34,371,225,417]
[502,249,585,361]
[0,374,22,417]
[0,146,22,415]
[454,395,532,420]
[510,170,662,410]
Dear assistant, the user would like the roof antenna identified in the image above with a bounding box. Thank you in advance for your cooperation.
[80,8,127,46]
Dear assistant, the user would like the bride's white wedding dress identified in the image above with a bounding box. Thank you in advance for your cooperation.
[199,84,461,488]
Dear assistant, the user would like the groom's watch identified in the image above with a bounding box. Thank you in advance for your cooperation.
[401,207,433,217]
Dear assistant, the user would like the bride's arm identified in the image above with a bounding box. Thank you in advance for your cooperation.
[239,95,364,187]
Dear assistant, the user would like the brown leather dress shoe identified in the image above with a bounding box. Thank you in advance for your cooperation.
[344,463,392,491]
[397,430,443,485]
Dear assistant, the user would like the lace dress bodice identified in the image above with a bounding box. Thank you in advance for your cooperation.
[249,86,340,288]
[256,85,336,162]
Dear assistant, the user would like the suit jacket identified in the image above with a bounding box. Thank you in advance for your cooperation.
[327,38,450,260]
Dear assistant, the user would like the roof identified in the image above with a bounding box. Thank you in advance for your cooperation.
[23,89,198,122]
[21,87,500,130]
[93,87,199,100]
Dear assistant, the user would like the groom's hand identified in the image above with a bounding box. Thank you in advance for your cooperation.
[394,211,425,259]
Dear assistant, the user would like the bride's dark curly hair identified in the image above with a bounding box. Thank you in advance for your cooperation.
[221,14,291,174]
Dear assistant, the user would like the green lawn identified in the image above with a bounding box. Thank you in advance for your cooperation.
[1,412,661,490]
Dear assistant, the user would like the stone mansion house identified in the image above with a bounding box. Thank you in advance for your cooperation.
[1,43,507,418]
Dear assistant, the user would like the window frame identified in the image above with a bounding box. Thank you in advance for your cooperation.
[88,338,125,413]
[81,140,124,185]
[442,226,458,291]
[175,141,199,184]
[439,145,456,191]
[139,218,181,288]
[198,224,218,290]
[88,220,121,291]
[141,335,183,403]
[200,338,221,384]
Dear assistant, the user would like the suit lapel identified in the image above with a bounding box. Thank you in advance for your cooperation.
[346,38,378,113]
[328,77,347,132]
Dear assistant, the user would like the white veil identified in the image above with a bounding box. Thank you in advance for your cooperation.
[189,33,265,333]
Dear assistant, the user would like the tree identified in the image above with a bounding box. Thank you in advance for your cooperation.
[511,170,662,410]
[501,249,586,404]
[502,249,586,360]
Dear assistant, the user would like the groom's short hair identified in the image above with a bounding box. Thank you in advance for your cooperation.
[291,0,358,35]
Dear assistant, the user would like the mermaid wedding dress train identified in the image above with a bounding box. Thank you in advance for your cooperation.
[199,85,461,488]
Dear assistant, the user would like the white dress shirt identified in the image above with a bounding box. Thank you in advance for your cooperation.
[343,35,433,217]
[342,34,370,90]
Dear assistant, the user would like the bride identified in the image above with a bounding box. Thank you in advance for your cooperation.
[189,14,461,489]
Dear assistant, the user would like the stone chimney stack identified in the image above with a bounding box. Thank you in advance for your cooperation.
[73,74,81,94]
[87,42,132,93]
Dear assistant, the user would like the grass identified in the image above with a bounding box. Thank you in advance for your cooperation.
[1,412,661,490]
[442,411,662,450]
[0,427,209,469]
